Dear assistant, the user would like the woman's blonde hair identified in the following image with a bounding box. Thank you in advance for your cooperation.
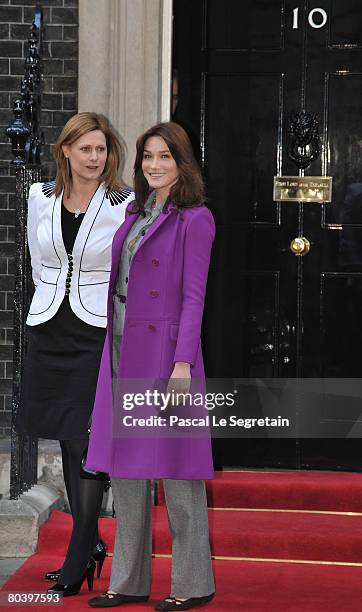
[53,112,125,197]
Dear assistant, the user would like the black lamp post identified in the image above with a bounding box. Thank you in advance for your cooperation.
[6,99,31,167]
[5,7,43,499]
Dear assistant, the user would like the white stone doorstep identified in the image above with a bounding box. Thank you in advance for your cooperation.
[0,484,62,558]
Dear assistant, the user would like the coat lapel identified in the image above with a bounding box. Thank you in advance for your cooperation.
[109,203,177,294]
[135,205,176,253]
[108,212,139,292]
[106,212,138,358]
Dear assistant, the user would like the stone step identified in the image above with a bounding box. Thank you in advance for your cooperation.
[0,437,112,557]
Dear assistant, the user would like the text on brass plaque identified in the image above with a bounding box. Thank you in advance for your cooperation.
[273,176,332,203]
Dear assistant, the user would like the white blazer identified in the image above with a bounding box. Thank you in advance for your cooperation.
[26,181,134,328]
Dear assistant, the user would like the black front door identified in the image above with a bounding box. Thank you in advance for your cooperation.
[172,0,362,470]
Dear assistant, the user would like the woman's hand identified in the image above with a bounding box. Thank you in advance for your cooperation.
[166,362,191,405]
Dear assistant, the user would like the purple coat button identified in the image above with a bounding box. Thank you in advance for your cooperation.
[152,259,159,267]
[150,290,159,298]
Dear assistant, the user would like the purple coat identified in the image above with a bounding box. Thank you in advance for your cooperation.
[86,202,215,479]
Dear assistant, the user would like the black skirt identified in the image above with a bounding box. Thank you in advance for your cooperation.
[18,298,106,440]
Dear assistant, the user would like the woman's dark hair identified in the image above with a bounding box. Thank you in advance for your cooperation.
[133,121,205,212]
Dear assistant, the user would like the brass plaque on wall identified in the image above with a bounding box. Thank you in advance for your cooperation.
[273,176,332,203]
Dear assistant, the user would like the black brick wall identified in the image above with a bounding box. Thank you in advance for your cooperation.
[0,0,79,435]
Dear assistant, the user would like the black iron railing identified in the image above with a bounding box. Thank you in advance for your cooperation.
[6,6,43,499]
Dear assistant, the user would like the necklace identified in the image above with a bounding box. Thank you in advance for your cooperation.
[65,189,95,218]
[65,200,88,218]
[72,207,84,219]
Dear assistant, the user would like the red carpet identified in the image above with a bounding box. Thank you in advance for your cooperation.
[3,555,362,612]
[38,507,362,563]
[3,470,362,611]
[159,470,362,511]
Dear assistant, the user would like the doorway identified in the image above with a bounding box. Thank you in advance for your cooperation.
[172,0,362,470]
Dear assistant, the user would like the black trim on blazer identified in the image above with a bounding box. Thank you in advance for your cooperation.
[80,269,111,273]
[79,281,109,286]
[28,198,61,316]
[105,188,132,206]
[77,190,107,317]
[42,181,56,198]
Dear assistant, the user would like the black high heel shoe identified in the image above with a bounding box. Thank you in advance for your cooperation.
[93,539,107,578]
[44,539,106,582]
[47,557,96,597]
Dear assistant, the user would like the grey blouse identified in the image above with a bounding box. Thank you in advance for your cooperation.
[112,191,164,379]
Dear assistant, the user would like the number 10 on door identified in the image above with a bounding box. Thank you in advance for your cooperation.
[293,7,328,29]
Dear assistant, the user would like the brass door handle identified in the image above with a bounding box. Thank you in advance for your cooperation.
[290,237,310,256]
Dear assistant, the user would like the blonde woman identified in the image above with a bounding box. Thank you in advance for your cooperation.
[17,113,134,596]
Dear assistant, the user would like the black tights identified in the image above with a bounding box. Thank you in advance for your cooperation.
[59,438,105,584]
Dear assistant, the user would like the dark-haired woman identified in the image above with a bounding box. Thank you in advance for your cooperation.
[17,113,134,595]
[86,121,215,610]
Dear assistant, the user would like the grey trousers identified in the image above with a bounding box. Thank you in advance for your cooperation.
[109,478,215,599]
